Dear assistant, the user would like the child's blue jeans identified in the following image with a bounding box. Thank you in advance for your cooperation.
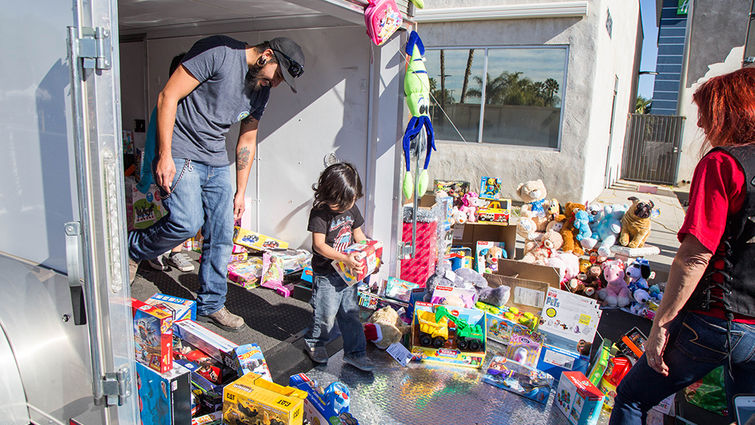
[305,272,366,358]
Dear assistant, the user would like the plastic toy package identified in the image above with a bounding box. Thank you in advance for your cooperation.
[483,355,554,405]
[332,240,383,286]
[289,373,361,425]
[132,299,174,374]
[505,332,544,369]
[411,302,486,368]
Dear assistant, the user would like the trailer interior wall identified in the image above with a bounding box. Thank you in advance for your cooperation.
[120,16,405,274]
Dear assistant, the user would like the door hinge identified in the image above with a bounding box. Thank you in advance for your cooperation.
[73,26,112,71]
[101,367,131,406]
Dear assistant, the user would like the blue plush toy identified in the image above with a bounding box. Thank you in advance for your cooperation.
[594,204,628,256]
[573,210,592,241]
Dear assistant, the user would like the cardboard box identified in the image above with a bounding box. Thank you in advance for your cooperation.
[484,258,561,316]
[132,299,173,374]
[539,288,602,353]
[174,359,224,413]
[537,344,590,381]
[475,241,507,273]
[145,293,197,322]
[124,177,167,230]
[233,226,289,251]
[455,223,517,260]
[411,302,486,368]
[136,361,191,425]
[223,373,307,425]
[475,199,512,225]
[485,313,531,345]
[483,355,554,404]
[332,240,383,286]
[555,371,605,425]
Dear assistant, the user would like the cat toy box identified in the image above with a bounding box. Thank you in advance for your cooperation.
[555,371,605,425]
[233,226,289,251]
[132,299,174,374]
[136,361,191,425]
[145,293,197,322]
[411,302,486,369]
[483,355,554,405]
[223,373,307,425]
[332,240,383,286]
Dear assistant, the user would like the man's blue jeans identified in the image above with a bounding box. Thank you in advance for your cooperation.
[305,273,366,358]
[128,158,233,316]
[610,312,755,425]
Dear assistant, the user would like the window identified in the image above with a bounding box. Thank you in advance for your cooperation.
[425,46,568,149]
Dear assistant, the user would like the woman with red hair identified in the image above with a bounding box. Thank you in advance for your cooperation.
[610,67,755,425]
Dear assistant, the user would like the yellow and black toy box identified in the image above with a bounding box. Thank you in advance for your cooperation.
[411,302,486,369]
[223,372,307,425]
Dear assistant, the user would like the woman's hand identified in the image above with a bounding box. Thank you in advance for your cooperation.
[645,322,671,376]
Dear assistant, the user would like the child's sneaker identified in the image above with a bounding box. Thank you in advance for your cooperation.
[306,345,329,364]
[147,254,170,271]
[166,251,195,272]
[343,354,374,372]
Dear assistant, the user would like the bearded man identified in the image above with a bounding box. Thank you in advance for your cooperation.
[128,36,304,331]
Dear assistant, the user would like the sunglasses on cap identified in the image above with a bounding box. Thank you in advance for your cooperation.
[271,48,304,78]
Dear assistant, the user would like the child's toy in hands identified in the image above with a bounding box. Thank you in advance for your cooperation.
[332,240,383,286]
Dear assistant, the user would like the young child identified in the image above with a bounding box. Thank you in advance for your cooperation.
[305,163,373,372]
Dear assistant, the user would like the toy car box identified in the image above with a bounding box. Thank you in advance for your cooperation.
[233,343,273,381]
[475,199,512,225]
[555,371,605,425]
[233,226,289,251]
[132,299,174,373]
[173,320,237,369]
[483,355,554,404]
[145,293,197,321]
[191,411,222,425]
[136,361,191,425]
[289,373,360,425]
[223,373,307,425]
[332,240,383,286]
[411,302,486,369]
[173,358,223,412]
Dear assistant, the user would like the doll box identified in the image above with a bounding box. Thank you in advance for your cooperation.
[555,371,605,425]
[136,361,191,425]
[132,299,174,374]
[223,373,307,425]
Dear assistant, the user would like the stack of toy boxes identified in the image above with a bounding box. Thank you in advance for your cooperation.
[411,302,486,369]
[174,358,224,415]
[332,240,383,286]
[401,208,438,286]
[555,371,605,425]
[145,293,197,322]
[223,373,307,425]
[136,361,192,425]
[132,299,174,373]
[536,288,601,380]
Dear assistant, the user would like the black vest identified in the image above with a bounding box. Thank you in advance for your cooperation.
[685,145,755,317]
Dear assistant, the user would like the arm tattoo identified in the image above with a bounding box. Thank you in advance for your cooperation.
[237,147,251,170]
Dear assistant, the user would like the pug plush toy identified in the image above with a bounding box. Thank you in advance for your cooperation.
[619,197,655,248]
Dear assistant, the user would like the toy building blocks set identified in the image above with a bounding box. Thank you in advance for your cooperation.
[411,302,486,368]
[132,299,174,373]
[332,240,383,286]
[223,373,307,425]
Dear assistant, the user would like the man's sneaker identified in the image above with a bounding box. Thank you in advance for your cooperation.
[128,257,140,285]
[306,345,329,364]
[166,251,195,272]
[146,254,170,272]
[198,306,245,332]
[343,354,374,372]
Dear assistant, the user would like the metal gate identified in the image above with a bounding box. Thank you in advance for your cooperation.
[621,114,685,185]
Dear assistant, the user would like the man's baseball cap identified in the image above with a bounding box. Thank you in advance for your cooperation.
[269,37,305,93]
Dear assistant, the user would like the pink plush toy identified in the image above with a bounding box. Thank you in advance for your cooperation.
[460,191,480,222]
[598,260,630,307]
[547,251,580,284]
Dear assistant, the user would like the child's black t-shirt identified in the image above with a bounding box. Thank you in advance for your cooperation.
[308,205,364,274]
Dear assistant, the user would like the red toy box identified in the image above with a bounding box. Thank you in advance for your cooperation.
[331,240,383,286]
[400,221,437,286]
[132,299,173,373]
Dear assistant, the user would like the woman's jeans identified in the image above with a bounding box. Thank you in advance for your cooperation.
[610,312,755,425]
[128,158,233,316]
[305,272,366,358]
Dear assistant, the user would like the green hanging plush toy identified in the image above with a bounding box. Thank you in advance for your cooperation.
[402,31,436,200]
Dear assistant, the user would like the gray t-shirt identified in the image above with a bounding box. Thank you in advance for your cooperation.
[171,35,270,166]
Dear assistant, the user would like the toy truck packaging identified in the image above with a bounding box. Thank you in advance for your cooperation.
[233,226,289,251]
[483,355,554,404]
[136,361,192,425]
[191,411,222,425]
[132,299,174,373]
[555,371,605,425]
[289,373,360,425]
[411,302,486,369]
[223,373,307,425]
[331,240,383,286]
[145,293,197,321]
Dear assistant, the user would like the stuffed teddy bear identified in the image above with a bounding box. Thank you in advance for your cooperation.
[593,204,628,256]
[598,260,630,307]
[578,264,602,298]
[573,210,593,242]
[517,180,551,231]
[451,207,467,225]
[363,306,410,349]
[522,230,563,265]
[619,197,655,248]
[560,202,585,255]
[517,215,543,242]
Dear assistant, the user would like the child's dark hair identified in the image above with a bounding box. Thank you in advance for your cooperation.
[312,163,363,211]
